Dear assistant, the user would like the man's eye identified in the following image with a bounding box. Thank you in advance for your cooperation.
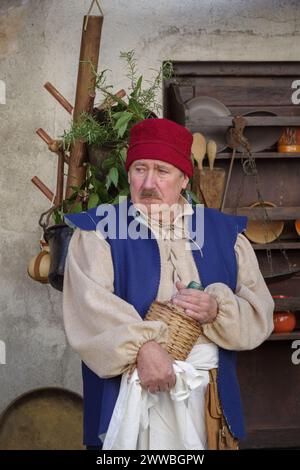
[159,169,168,174]
[135,167,144,172]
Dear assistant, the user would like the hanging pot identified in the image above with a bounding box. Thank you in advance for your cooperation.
[87,142,117,178]
[44,224,74,292]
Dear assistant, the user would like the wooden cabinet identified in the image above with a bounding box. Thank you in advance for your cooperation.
[163,61,300,448]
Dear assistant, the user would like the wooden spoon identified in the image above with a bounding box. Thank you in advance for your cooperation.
[201,139,226,209]
[207,139,217,170]
[191,132,206,170]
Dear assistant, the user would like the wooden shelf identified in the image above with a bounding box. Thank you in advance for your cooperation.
[273,297,300,311]
[216,152,300,160]
[223,206,300,220]
[252,242,300,250]
[165,62,300,450]
[187,116,300,128]
[267,331,300,341]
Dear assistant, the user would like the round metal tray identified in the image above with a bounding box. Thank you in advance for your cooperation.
[0,387,84,450]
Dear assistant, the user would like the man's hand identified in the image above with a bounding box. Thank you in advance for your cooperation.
[172,281,218,324]
[137,341,176,393]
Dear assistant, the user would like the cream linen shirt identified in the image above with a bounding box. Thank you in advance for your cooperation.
[63,198,274,379]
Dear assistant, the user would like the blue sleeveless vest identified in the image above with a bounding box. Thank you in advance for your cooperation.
[65,199,247,445]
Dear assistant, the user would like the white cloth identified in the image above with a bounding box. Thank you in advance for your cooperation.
[102,343,219,450]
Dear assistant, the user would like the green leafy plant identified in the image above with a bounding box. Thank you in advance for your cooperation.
[53,51,198,224]
[52,51,173,224]
[63,51,173,148]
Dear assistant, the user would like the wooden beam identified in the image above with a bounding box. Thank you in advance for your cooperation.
[65,15,103,199]
[44,82,73,114]
[55,153,64,207]
[36,129,69,165]
[31,176,56,204]
[36,128,53,146]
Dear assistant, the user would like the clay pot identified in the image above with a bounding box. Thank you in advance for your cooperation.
[277,127,300,153]
[295,219,300,236]
[272,295,296,333]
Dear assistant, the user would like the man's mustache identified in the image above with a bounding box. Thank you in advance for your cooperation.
[140,190,161,199]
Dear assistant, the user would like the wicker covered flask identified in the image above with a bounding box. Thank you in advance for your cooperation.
[145,281,204,361]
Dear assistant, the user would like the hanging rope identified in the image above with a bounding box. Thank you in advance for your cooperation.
[84,0,104,31]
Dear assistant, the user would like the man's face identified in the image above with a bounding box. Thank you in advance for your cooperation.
[128,159,189,209]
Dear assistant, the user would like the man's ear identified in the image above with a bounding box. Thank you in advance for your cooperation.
[182,173,189,190]
[127,172,131,184]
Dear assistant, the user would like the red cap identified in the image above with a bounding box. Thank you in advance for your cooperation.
[125,118,194,177]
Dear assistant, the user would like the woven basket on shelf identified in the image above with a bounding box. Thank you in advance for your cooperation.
[145,301,202,361]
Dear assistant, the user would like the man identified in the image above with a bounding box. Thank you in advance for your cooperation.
[63,118,274,450]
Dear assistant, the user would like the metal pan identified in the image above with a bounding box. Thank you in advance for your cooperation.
[185,96,231,152]
[237,110,282,153]
[0,387,84,450]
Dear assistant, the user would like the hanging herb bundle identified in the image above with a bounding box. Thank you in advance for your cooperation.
[53,51,174,223]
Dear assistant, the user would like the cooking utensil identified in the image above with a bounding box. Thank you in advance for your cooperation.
[237,110,282,153]
[191,135,226,209]
[244,201,285,244]
[191,133,208,205]
[185,96,231,152]
[220,148,236,211]
[199,140,226,209]
[191,132,206,169]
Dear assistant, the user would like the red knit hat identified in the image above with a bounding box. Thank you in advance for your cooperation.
[125,118,194,177]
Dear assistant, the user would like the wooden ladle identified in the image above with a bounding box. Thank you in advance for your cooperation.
[191,132,206,170]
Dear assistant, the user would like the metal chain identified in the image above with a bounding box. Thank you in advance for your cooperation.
[241,150,293,273]
[234,151,247,216]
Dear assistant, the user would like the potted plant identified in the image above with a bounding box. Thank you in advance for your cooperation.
[43,51,178,291]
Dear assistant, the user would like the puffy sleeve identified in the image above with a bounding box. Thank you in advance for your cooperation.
[63,229,168,378]
[201,233,274,350]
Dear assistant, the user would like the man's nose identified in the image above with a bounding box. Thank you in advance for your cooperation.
[142,171,156,188]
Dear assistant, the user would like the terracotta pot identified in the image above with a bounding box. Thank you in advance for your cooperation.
[272,295,296,333]
[277,127,300,153]
[295,219,300,236]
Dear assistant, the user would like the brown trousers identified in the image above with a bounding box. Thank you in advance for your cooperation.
[205,369,239,450]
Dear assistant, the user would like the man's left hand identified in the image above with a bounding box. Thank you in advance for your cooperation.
[171,281,218,324]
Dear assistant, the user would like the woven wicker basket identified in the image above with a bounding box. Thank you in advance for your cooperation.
[145,301,202,361]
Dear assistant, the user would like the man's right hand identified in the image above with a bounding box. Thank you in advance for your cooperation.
[136,341,176,393]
